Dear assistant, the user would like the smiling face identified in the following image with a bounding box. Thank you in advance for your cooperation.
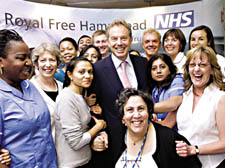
[163,35,181,59]
[59,41,77,64]
[123,96,149,136]
[93,34,109,56]
[151,58,170,83]
[0,40,32,85]
[108,25,133,61]
[68,61,93,90]
[190,30,209,49]
[37,50,57,79]
[142,32,161,58]
[78,37,92,52]
[189,52,212,91]
[83,47,99,64]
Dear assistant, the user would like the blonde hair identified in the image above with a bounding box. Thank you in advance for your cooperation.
[92,30,107,41]
[183,46,224,91]
[142,28,161,42]
[31,42,61,66]
[106,20,132,38]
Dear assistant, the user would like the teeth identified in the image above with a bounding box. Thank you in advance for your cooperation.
[132,121,142,125]
[167,47,174,50]
[117,48,124,51]
[65,56,72,59]
[147,48,155,51]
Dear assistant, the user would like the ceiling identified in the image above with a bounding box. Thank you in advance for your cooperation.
[24,0,201,9]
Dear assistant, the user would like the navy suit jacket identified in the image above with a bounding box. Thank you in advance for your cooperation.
[90,54,148,167]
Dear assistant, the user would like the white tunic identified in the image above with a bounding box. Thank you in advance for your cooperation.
[177,84,225,168]
[173,52,186,74]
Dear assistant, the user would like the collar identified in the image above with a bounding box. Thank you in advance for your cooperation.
[111,54,132,69]
[0,78,30,98]
[186,83,216,96]
[173,52,185,64]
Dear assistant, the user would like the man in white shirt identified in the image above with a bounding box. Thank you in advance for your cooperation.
[90,20,148,168]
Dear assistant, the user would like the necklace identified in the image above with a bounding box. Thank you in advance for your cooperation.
[124,121,150,168]
[37,77,57,91]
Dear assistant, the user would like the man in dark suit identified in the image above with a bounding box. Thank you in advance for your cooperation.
[90,20,149,168]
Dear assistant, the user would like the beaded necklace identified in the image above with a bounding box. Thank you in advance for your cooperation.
[123,121,150,168]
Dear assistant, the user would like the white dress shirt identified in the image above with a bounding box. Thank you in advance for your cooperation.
[112,54,138,89]
[177,84,225,168]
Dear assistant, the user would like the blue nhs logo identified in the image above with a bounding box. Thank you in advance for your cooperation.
[154,10,194,30]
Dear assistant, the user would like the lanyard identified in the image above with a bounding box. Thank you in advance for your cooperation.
[124,121,150,168]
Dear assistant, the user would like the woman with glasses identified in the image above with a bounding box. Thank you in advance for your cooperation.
[176,46,225,168]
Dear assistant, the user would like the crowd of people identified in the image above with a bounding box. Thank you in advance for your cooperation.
[0,19,224,168]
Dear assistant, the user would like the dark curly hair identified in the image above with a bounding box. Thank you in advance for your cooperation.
[59,37,78,51]
[115,88,154,120]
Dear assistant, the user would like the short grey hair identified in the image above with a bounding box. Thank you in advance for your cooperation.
[31,42,61,66]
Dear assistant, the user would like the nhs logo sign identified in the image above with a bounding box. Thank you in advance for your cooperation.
[154,10,194,30]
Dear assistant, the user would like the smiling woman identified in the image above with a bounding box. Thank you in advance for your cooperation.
[115,88,202,168]
[176,46,225,168]
[0,29,57,167]
[30,42,63,140]
[54,37,78,82]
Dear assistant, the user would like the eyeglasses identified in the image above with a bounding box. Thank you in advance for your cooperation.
[189,63,210,69]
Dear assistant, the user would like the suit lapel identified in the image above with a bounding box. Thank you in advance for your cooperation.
[102,56,123,90]
[130,55,146,89]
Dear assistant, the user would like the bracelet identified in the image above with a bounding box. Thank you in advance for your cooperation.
[195,145,200,155]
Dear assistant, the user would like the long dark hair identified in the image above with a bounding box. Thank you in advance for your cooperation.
[188,25,216,53]
[63,57,94,88]
[147,54,177,92]
[79,45,102,61]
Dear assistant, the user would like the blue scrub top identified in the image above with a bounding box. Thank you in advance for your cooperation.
[54,63,66,83]
[0,78,57,168]
[152,74,184,120]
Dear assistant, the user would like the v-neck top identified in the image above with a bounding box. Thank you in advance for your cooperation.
[177,84,225,168]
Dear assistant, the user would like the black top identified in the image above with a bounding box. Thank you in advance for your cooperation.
[117,122,202,168]
[152,122,202,168]
[44,90,58,102]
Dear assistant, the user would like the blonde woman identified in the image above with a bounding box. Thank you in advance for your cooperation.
[31,42,63,140]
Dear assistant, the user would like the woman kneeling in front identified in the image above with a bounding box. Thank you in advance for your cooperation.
[115,88,201,168]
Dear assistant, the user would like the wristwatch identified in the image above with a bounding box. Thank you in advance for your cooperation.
[195,145,200,155]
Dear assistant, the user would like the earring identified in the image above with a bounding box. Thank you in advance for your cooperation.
[0,66,3,75]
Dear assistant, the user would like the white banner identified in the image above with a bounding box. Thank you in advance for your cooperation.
[0,0,224,54]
